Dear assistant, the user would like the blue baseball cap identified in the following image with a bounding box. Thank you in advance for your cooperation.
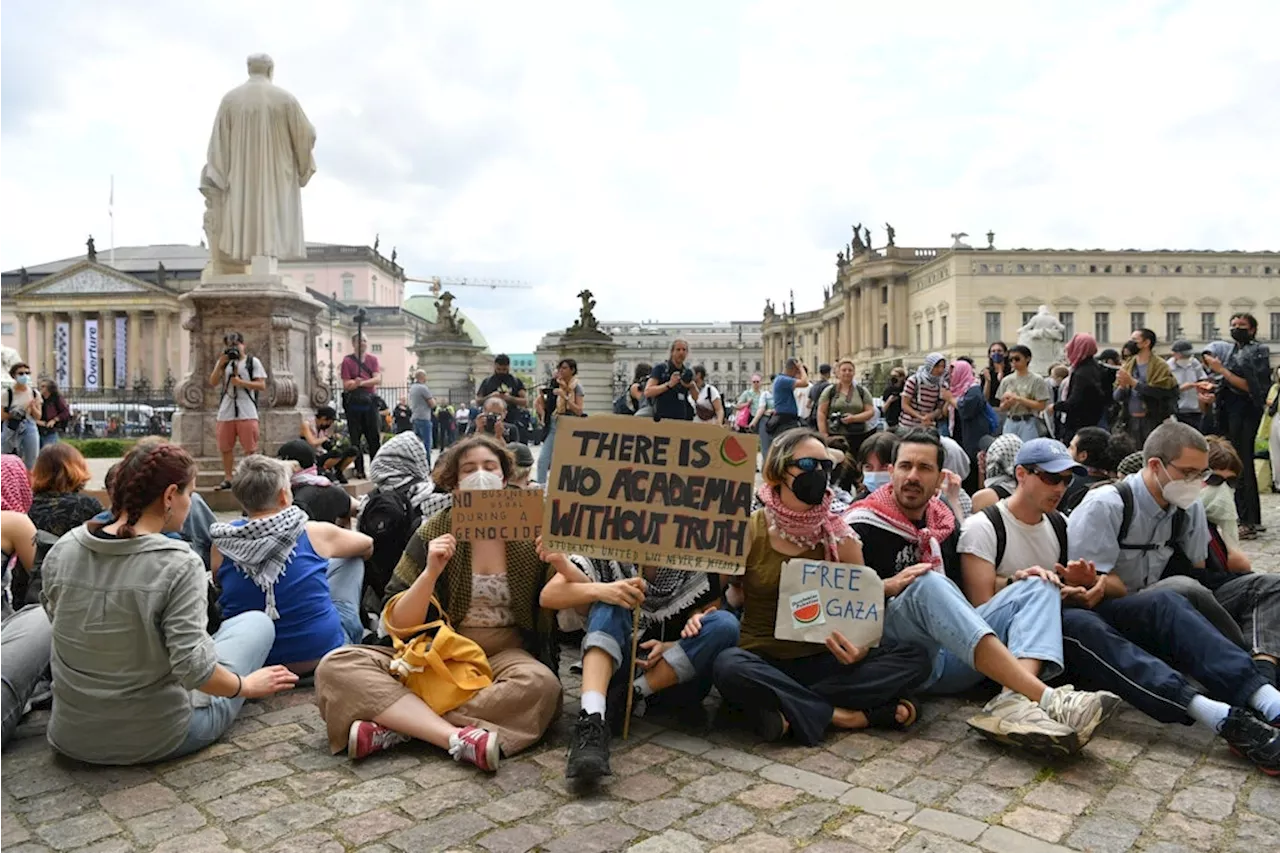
[1015,438,1086,475]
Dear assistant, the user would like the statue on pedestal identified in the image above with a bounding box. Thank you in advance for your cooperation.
[431,291,465,337]
[884,222,896,247]
[200,54,317,276]
[764,299,775,319]
[851,224,865,253]
[86,235,97,262]
[565,289,603,338]
[1017,305,1067,368]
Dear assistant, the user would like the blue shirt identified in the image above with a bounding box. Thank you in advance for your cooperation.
[1066,472,1209,592]
[217,526,344,666]
[649,361,694,421]
[772,375,798,416]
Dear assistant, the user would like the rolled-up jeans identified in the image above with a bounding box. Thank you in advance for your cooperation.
[2,419,38,469]
[582,602,739,707]
[882,570,1064,694]
[326,556,366,644]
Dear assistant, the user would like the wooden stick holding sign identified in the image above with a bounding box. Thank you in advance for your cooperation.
[451,489,545,541]
[773,559,885,648]
[622,605,641,740]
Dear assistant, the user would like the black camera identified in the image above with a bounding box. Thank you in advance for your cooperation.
[5,407,26,427]
[680,367,694,384]
[224,346,241,360]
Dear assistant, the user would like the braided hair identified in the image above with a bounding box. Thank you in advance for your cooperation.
[104,442,197,537]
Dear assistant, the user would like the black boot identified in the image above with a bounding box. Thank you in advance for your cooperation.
[565,711,611,781]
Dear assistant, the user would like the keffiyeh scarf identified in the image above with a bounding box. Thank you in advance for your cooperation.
[845,484,957,572]
[916,352,947,386]
[1,455,32,512]
[210,505,308,619]
[756,483,854,560]
[983,433,1023,493]
[571,555,711,629]
[368,432,434,510]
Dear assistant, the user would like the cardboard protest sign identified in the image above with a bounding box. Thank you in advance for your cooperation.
[541,414,759,574]
[773,559,884,647]
[451,489,544,541]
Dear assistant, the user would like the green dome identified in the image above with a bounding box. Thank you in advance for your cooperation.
[403,295,490,350]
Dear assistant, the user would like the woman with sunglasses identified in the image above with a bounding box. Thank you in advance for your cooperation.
[713,428,932,746]
[981,342,1012,415]
[996,345,1052,443]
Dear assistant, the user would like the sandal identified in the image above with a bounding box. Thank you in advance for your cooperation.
[865,697,918,731]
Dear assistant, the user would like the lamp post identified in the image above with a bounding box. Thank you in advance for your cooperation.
[326,291,338,403]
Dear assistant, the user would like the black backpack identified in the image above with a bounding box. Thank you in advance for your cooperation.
[981,504,1068,571]
[1114,479,1185,553]
[358,488,422,600]
[8,529,60,609]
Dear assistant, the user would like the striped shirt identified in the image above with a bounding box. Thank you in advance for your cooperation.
[899,375,942,428]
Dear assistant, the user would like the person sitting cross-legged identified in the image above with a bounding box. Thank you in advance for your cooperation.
[962,437,1280,775]
[844,429,1119,755]
[544,559,739,783]
[212,456,371,674]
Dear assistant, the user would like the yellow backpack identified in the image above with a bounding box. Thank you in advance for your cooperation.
[382,592,493,714]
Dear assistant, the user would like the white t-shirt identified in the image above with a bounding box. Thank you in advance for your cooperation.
[217,356,265,422]
[794,386,811,420]
[957,500,1062,579]
[696,384,722,423]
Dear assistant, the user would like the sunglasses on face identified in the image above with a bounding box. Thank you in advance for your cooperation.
[1008,355,1025,364]
[14,372,29,377]
[790,457,835,474]
[1205,474,1237,488]
[1026,467,1072,486]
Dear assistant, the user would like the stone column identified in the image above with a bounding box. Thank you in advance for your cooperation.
[15,312,28,363]
[127,310,141,388]
[42,314,55,379]
[69,311,84,389]
[101,312,115,390]
[415,339,483,404]
[152,311,170,387]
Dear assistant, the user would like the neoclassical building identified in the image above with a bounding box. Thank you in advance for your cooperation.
[761,232,1280,381]
[1,241,494,403]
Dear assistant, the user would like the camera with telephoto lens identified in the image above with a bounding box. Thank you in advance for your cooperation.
[224,346,241,361]
[679,367,693,384]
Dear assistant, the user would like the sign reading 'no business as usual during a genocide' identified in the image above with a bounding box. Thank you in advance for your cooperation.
[541,415,759,574]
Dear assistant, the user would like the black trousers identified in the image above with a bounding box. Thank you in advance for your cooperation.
[348,407,382,474]
[712,644,932,746]
[1226,407,1262,526]
[1060,590,1268,725]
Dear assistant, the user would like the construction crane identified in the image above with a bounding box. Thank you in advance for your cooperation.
[404,275,532,296]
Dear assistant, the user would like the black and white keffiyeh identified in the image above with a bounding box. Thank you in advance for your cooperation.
[570,555,711,629]
[210,505,308,619]
[368,433,434,509]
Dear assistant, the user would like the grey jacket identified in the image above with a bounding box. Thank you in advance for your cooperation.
[41,526,217,764]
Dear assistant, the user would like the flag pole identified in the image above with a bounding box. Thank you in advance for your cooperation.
[109,175,115,267]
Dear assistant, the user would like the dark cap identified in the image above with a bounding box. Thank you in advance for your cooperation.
[508,442,534,469]
[276,439,316,469]
[818,363,832,376]
[1171,339,1193,355]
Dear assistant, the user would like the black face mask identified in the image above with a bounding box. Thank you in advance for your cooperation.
[790,469,829,506]
[1231,327,1252,344]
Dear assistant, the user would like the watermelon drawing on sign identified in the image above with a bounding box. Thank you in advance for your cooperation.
[719,435,748,466]
[789,591,825,628]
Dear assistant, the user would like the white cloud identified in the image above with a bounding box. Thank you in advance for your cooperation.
[3,0,1277,352]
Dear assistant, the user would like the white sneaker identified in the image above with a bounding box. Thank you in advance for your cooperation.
[966,689,1078,757]
[1041,685,1122,747]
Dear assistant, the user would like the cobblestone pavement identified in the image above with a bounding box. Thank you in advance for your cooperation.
[4,497,1279,853]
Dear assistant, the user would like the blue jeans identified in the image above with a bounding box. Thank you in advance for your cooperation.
[2,605,52,750]
[2,419,38,469]
[412,418,433,458]
[38,431,58,449]
[1002,416,1042,443]
[882,571,1064,694]
[167,611,275,759]
[326,556,366,644]
[582,602,739,706]
[536,417,559,486]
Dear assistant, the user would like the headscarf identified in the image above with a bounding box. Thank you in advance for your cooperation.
[940,436,971,483]
[844,484,958,573]
[367,432,434,509]
[756,483,855,560]
[983,434,1023,493]
[1066,333,1098,367]
[1204,341,1233,364]
[916,353,947,387]
[947,361,977,433]
[1,455,32,513]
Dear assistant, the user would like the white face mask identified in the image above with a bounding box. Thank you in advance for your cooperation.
[862,470,891,491]
[1157,461,1202,510]
[459,469,504,491]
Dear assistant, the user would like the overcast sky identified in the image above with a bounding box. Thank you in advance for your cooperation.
[3,0,1277,353]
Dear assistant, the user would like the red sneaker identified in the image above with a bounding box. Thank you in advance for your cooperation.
[449,725,500,771]
[347,720,409,760]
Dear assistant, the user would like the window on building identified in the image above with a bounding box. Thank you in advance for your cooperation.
[755,361,761,372]
[341,273,354,301]
[1095,312,1110,342]
[915,324,922,352]
[940,316,948,346]
[1165,312,1182,343]
[371,343,383,354]
[1201,312,1216,341]
[1021,311,1036,326]
[881,285,889,304]
[1059,312,1074,339]
[882,323,889,349]
[1130,312,1145,332]
[0,323,13,336]
[712,361,719,372]
[1271,313,1280,341]
[927,320,935,349]
[985,312,1001,342]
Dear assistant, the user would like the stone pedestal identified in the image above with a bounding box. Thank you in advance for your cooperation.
[171,272,328,466]
[414,338,483,402]
[557,334,620,415]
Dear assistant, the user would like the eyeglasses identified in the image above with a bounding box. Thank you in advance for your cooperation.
[1166,463,1209,481]
[790,457,834,474]
[1205,473,1237,489]
[1025,467,1072,486]
[1008,355,1025,364]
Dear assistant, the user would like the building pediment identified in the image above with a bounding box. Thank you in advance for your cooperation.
[1053,296,1080,307]
[1016,296,1042,307]
[1230,297,1257,308]
[1089,296,1116,307]
[1161,297,1187,307]
[1196,297,1221,308]
[1265,297,1280,307]
[16,261,174,299]
[1124,296,1151,307]
[977,296,1006,307]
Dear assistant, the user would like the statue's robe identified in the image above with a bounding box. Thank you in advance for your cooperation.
[200,75,316,264]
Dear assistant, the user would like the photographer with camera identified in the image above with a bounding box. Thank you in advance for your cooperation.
[2,363,41,469]
[467,397,518,444]
[644,339,696,421]
[208,332,267,490]
[341,333,383,480]
[302,405,358,483]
